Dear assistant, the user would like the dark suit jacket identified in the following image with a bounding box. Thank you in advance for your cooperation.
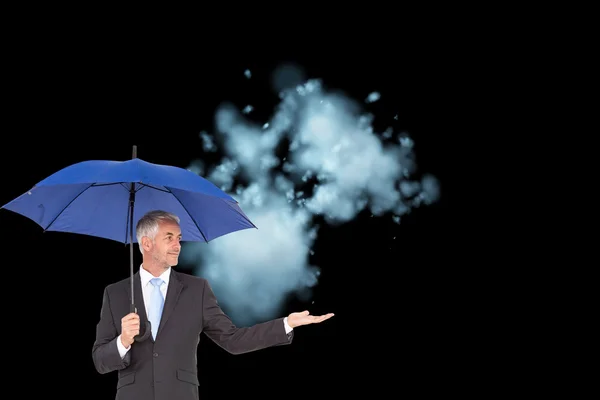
[92,269,293,400]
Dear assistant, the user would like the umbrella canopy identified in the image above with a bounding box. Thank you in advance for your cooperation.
[1,146,256,341]
[2,153,255,244]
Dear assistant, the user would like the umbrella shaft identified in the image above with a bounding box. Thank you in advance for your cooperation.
[129,186,135,309]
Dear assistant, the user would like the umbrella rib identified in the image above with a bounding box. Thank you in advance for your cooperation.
[43,183,95,231]
[90,182,168,194]
[166,189,209,242]
[90,182,129,188]
[138,183,170,193]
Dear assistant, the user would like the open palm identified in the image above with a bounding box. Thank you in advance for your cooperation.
[287,310,334,328]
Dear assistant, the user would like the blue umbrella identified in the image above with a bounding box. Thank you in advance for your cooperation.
[1,145,256,341]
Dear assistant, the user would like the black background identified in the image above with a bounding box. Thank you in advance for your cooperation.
[0,37,472,398]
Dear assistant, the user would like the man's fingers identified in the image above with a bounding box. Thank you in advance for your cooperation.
[310,313,334,323]
[123,313,139,319]
[121,312,141,342]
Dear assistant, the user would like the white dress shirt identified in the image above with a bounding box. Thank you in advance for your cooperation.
[117,265,292,358]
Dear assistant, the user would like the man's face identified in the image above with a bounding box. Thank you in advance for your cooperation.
[149,220,182,268]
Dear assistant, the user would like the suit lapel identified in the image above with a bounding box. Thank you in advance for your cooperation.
[157,269,183,338]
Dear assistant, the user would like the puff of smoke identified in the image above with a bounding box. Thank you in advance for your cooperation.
[181,77,440,326]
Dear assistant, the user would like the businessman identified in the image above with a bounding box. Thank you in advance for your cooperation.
[92,210,334,399]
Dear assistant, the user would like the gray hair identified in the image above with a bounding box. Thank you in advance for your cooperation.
[136,210,181,253]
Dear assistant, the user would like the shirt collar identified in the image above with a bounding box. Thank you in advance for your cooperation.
[140,264,171,287]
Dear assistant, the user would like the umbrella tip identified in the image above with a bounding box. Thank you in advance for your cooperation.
[132,145,137,159]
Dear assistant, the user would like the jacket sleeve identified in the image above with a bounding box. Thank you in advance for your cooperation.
[201,279,293,355]
[91,286,131,373]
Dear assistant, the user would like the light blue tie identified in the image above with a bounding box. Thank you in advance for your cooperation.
[148,278,165,340]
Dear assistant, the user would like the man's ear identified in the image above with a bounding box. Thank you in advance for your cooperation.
[141,236,151,251]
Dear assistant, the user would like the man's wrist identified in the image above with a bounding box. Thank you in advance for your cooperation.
[120,335,132,349]
[284,316,294,331]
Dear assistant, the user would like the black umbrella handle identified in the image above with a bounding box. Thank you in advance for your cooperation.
[129,303,152,342]
[135,321,152,342]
